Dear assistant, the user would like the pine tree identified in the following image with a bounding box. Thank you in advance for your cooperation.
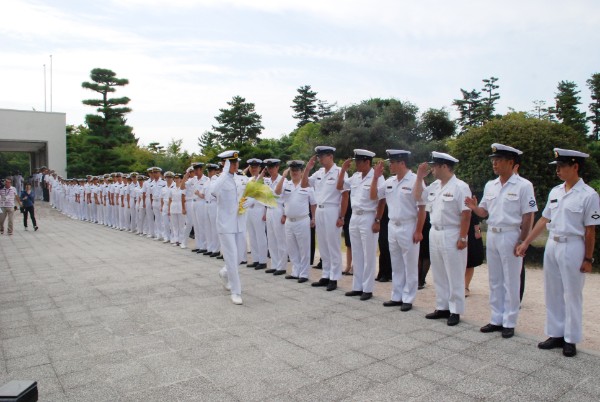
[453,89,484,132]
[317,100,336,120]
[551,80,588,136]
[586,73,600,140]
[480,77,500,121]
[291,85,319,127]
[212,96,264,147]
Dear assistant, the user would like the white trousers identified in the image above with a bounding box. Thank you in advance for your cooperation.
[350,212,379,293]
[182,200,194,246]
[388,220,419,303]
[266,206,288,271]
[162,212,171,241]
[285,216,311,278]
[170,213,184,243]
[137,207,146,233]
[152,203,161,237]
[193,201,207,249]
[487,230,522,328]
[247,206,268,263]
[145,202,154,235]
[544,236,585,344]
[315,205,343,281]
[129,205,136,230]
[124,206,131,230]
[429,227,467,314]
[219,232,243,295]
[206,203,220,253]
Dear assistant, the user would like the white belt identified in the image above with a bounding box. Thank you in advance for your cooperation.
[550,234,583,243]
[287,215,309,222]
[488,226,520,233]
[390,218,416,226]
[353,209,376,215]
[432,225,459,231]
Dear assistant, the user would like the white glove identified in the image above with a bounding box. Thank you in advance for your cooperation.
[242,197,255,209]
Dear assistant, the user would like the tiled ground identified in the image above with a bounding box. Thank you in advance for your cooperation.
[1,204,599,401]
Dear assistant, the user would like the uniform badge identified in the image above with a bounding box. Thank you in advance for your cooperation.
[592,213,600,220]
[529,200,536,207]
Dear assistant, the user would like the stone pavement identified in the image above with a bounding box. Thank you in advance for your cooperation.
[1,205,600,401]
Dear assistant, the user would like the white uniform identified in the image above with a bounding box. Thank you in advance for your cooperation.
[182,177,196,248]
[143,179,154,236]
[307,165,348,281]
[423,175,472,314]
[204,175,220,254]
[479,174,537,328]
[377,171,425,304]
[169,185,185,245]
[342,169,385,293]
[152,178,166,239]
[214,171,245,296]
[542,179,600,343]
[246,178,268,265]
[265,175,288,271]
[280,180,316,279]
[235,175,249,260]
[193,175,210,250]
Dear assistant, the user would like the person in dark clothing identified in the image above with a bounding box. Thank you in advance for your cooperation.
[375,205,392,282]
[465,213,484,296]
[418,213,431,289]
[20,183,38,231]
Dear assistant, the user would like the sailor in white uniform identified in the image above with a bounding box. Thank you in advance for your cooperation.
[371,150,426,311]
[245,159,268,269]
[415,152,472,326]
[302,146,349,292]
[338,149,386,301]
[517,148,600,357]
[466,144,537,339]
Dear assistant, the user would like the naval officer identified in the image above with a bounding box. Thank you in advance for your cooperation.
[302,146,349,291]
[338,149,386,301]
[245,158,268,269]
[465,144,537,339]
[371,150,426,311]
[517,148,600,357]
[415,152,472,326]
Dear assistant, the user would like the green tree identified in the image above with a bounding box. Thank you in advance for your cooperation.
[551,80,588,136]
[291,85,319,127]
[212,96,263,147]
[480,76,500,121]
[452,89,484,131]
[317,100,336,120]
[418,108,456,141]
[288,122,325,161]
[586,73,600,140]
[0,152,30,177]
[530,100,553,121]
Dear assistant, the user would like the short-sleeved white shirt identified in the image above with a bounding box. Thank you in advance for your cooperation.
[422,175,472,227]
[280,180,316,217]
[542,179,600,237]
[169,186,184,214]
[342,168,384,212]
[478,174,537,227]
[265,174,285,207]
[307,165,347,206]
[377,171,424,223]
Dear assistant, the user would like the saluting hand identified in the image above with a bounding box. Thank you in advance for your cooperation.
[341,158,352,171]
[283,168,290,178]
[416,162,430,178]
[374,161,384,178]
[306,155,317,170]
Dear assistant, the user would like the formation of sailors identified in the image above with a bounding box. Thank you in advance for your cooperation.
[45,144,599,358]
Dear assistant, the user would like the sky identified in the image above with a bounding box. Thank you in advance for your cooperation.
[2,0,600,152]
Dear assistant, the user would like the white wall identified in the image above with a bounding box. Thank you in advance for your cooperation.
[0,109,66,177]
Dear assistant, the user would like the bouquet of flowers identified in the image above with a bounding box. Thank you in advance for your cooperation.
[238,180,278,215]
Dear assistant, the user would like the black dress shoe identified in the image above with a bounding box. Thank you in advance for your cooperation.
[247,262,259,268]
[216,255,224,259]
[265,269,276,273]
[209,252,220,257]
[273,270,286,276]
[198,249,207,253]
[255,263,267,270]
[360,292,372,301]
[326,280,337,291]
[538,337,565,350]
[285,275,299,280]
[418,284,425,290]
[400,303,412,312]
[501,327,515,338]
[563,342,577,357]
[298,278,308,283]
[480,323,503,333]
[240,261,247,265]
[447,313,460,326]
[191,249,199,252]
[203,251,212,255]
[345,290,363,297]
[383,300,403,307]
[311,278,330,287]
[425,310,450,319]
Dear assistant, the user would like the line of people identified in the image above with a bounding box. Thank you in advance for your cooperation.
[47,144,599,358]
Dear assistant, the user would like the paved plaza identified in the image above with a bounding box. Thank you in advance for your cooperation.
[1,205,600,401]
